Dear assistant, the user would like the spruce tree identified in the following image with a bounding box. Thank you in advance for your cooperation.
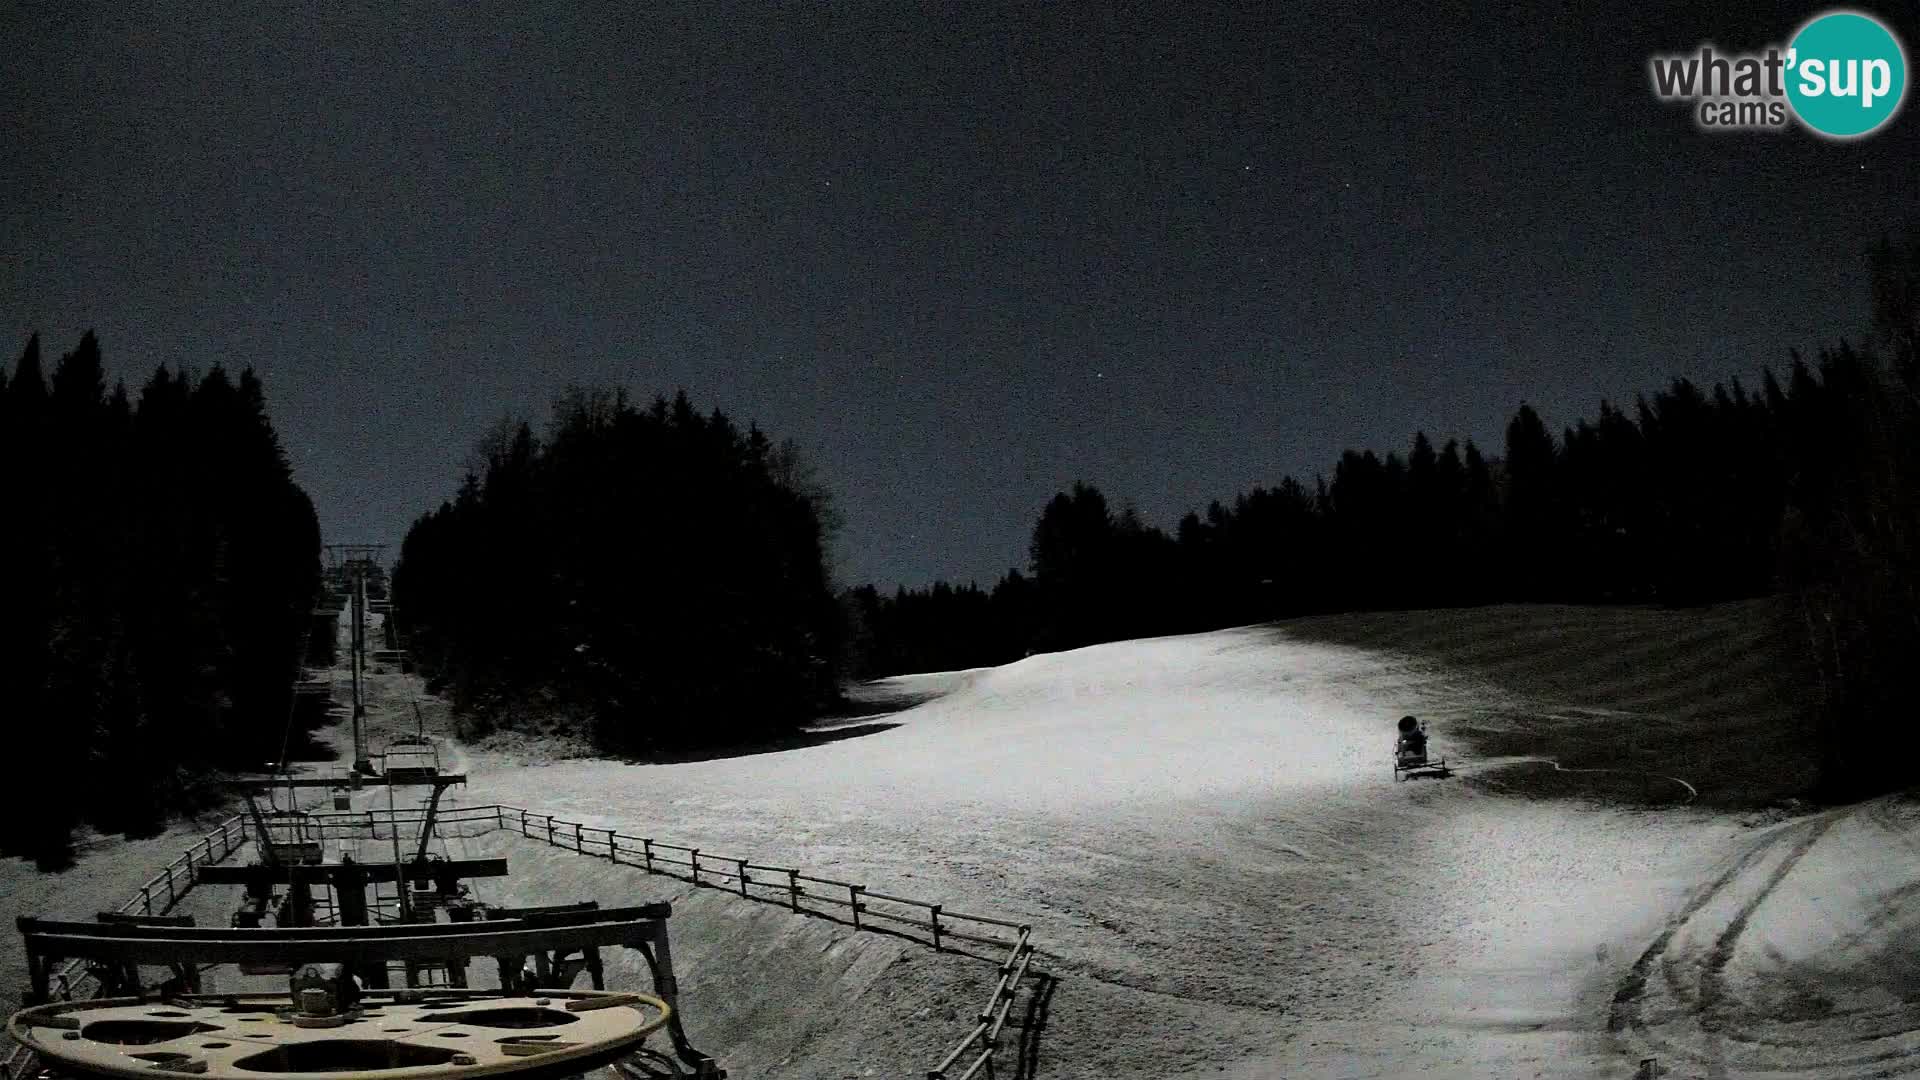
[1502,404,1558,600]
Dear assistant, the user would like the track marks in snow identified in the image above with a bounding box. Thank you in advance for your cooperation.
[1612,802,1920,1078]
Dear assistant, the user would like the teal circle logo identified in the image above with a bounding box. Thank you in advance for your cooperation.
[1785,10,1907,138]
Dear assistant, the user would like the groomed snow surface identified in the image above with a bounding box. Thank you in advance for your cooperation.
[439,608,1920,1079]
[10,604,1919,1078]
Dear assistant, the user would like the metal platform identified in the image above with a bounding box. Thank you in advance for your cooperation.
[13,904,724,1078]
[9,988,670,1080]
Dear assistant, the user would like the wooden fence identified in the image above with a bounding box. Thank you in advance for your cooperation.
[299,802,1043,1078]
[5,803,1042,1080]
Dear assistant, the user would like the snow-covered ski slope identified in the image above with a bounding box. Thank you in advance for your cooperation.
[11,600,1913,1077]
[451,600,1920,1078]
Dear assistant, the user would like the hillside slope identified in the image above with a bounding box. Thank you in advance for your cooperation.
[1278,597,1822,806]
[11,598,1906,1080]
[413,599,1883,1077]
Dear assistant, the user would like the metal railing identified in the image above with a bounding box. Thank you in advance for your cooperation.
[3,814,251,1080]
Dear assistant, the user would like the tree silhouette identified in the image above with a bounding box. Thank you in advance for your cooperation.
[849,230,1920,806]
[394,388,841,756]
[0,335,319,865]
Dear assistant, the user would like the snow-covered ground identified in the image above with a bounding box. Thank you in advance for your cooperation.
[383,616,1914,1078]
[9,604,1918,1079]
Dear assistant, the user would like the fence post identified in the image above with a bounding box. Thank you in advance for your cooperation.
[689,850,700,886]
[495,806,504,829]
[164,866,176,907]
[736,860,750,897]
[574,822,583,853]
[849,884,863,931]
[931,905,943,952]
[546,816,555,846]
[608,832,620,864]
[787,870,801,912]
[142,885,153,916]
[642,839,654,872]
[520,810,529,837]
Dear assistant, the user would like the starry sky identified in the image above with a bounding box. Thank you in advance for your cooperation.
[5,2,1917,589]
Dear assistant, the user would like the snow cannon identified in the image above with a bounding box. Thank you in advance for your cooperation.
[1393,716,1448,781]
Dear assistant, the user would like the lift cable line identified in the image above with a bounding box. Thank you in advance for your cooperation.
[323,543,386,775]
[8,531,729,1080]
[271,612,318,776]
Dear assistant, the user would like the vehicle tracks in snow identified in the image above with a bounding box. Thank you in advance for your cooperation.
[1610,802,1920,1078]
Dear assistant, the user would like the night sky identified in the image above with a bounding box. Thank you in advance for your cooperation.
[6,2,1917,589]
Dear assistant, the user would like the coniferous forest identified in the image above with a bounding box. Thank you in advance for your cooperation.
[845,235,1920,800]
[0,333,321,867]
[6,237,1914,862]
[847,375,1811,668]
[393,389,842,757]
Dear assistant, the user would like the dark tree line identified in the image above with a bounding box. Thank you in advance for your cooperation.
[0,333,321,866]
[1779,231,1920,799]
[393,389,841,756]
[844,378,1799,673]
[840,574,1040,679]
[848,235,1920,800]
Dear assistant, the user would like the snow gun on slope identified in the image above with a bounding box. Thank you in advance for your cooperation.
[1393,715,1450,781]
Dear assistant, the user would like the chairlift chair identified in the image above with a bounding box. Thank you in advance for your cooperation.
[381,738,440,785]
